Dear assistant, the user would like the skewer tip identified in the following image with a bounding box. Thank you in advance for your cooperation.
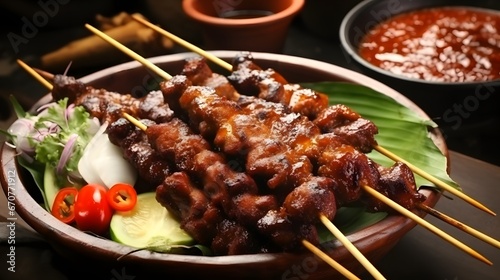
[16,59,53,90]
[301,240,361,280]
[363,185,493,266]
[374,145,496,216]
[419,204,500,250]
[319,214,386,280]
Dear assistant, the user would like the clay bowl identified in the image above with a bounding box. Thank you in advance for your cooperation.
[182,0,304,53]
[0,51,443,279]
[339,0,500,142]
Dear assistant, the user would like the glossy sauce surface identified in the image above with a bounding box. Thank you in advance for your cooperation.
[359,7,500,82]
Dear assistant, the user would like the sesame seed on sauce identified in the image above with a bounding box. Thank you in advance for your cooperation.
[359,7,500,82]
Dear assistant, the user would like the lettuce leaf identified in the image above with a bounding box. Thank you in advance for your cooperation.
[34,98,93,173]
[16,156,49,210]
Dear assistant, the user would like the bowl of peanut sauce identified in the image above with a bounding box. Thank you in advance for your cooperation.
[340,0,500,160]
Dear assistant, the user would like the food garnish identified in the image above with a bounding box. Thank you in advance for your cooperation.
[3,97,100,208]
[74,183,113,235]
[110,192,193,249]
[51,186,78,224]
[107,183,138,212]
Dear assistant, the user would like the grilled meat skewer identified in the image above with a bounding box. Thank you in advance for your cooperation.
[50,65,425,256]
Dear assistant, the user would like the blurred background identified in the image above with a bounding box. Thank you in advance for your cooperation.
[0,0,498,166]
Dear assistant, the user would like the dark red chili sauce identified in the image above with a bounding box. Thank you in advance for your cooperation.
[359,7,500,82]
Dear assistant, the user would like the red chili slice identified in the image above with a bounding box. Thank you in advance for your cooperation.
[107,183,137,212]
[51,187,78,224]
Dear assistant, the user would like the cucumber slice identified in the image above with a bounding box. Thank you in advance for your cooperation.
[43,164,60,211]
[110,192,193,249]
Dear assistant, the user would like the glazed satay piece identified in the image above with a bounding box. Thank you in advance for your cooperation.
[227,53,496,216]
[121,111,329,254]
[17,59,53,89]
[178,56,379,153]
[180,56,240,101]
[228,52,329,120]
[172,84,423,213]
[125,92,385,276]
[107,118,172,190]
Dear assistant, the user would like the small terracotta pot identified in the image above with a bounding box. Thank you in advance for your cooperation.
[182,0,304,53]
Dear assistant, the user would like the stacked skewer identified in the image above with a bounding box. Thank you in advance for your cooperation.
[15,17,500,280]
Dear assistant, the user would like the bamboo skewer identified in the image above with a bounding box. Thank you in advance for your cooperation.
[301,240,361,280]
[123,113,148,131]
[131,16,496,216]
[374,145,495,216]
[131,15,229,73]
[363,185,492,265]
[17,59,54,90]
[33,67,56,82]
[319,214,386,280]
[84,24,172,81]
[418,204,500,249]
[132,13,233,72]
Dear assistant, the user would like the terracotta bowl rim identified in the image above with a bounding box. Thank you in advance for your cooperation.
[0,51,443,276]
[182,0,305,26]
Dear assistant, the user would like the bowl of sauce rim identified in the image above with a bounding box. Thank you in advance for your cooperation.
[339,0,500,139]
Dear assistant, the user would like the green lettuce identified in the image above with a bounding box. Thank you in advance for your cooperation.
[34,98,94,173]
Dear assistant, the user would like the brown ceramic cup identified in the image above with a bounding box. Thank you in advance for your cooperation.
[182,0,305,53]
